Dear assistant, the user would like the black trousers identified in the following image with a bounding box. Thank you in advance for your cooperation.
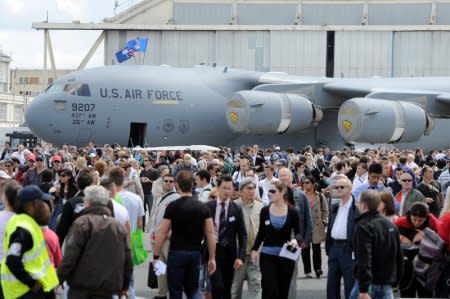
[301,243,322,274]
[210,244,234,299]
[68,288,112,299]
[260,253,295,299]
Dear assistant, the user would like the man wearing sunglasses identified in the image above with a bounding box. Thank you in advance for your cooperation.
[150,173,180,299]
[396,173,426,216]
[325,174,360,299]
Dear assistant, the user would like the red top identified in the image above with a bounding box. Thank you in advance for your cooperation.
[42,227,62,267]
[438,212,450,253]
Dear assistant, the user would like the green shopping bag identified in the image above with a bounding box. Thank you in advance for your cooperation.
[131,229,148,265]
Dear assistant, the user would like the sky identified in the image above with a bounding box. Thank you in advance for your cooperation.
[0,0,142,69]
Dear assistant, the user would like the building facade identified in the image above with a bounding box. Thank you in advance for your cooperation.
[10,69,73,97]
[95,0,450,78]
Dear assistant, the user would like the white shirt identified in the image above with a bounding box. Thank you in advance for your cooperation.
[111,199,130,226]
[197,184,213,203]
[352,173,368,192]
[117,191,144,232]
[259,177,279,206]
[331,198,353,240]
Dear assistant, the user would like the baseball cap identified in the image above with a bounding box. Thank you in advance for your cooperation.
[27,154,36,162]
[0,170,11,179]
[52,155,62,162]
[36,154,45,161]
[19,185,51,203]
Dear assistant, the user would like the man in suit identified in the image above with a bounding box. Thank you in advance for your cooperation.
[207,175,247,299]
[325,174,360,299]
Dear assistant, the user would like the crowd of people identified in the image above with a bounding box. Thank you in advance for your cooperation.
[1,142,450,298]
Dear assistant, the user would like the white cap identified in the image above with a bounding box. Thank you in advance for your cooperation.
[0,170,11,179]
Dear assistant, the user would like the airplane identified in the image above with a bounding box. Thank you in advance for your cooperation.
[24,64,450,150]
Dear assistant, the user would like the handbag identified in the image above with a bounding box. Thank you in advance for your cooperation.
[131,229,148,265]
[147,261,158,289]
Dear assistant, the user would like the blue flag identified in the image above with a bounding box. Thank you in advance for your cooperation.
[115,47,136,63]
[115,37,149,63]
[126,37,148,53]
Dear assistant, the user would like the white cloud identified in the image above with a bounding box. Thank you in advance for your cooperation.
[7,0,25,14]
[56,0,84,21]
[0,29,103,69]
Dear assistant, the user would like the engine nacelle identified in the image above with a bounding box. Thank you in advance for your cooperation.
[338,97,434,143]
[226,90,322,134]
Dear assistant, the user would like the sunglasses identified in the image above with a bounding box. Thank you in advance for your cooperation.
[164,180,174,183]
[53,161,61,163]
[60,174,67,177]
[143,159,149,162]
[334,186,346,190]
[268,189,277,194]
[401,179,412,182]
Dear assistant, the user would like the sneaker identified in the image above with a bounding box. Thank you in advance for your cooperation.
[305,273,313,279]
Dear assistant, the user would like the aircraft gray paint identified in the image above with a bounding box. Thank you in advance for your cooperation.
[24,65,450,150]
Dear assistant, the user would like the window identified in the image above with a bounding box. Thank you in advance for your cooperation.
[29,77,40,85]
[14,105,23,122]
[19,77,28,84]
[0,104,7,121]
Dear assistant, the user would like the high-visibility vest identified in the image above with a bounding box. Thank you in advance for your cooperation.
[1,214,59,299]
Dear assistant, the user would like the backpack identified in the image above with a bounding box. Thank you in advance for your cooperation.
[413,227,449,290]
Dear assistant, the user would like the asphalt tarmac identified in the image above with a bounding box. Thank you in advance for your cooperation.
[134,233,330,299]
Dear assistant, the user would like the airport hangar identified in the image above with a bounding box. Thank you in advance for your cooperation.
[33,0,450,79]
[31,0,450,149]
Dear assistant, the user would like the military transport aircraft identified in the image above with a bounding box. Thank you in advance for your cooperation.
[24,65,450,150]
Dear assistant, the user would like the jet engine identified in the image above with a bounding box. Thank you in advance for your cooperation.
[225,90,322,134]
[337,97,435,143]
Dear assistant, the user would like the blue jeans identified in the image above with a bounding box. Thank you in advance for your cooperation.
[167,250,201,299]
[349,281,394,299]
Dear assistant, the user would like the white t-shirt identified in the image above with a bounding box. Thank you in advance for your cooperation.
[111,199,130,226]
[117,191,144,232]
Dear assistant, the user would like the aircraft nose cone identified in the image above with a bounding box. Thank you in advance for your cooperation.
[25,95,49,140]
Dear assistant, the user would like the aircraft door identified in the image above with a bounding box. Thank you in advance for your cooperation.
[128,122,147,147]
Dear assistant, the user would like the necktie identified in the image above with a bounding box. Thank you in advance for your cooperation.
[219,202,228,247]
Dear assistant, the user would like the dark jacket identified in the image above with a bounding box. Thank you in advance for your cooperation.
[57,206,133,295]
[353,212,403,293]
[56,191,85,246]
[325,196,360,255]
[206,199,247,261]
[252,206,302,250]
[293,188,313,245]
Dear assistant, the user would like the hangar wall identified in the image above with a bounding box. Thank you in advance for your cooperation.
[103,0,450,78]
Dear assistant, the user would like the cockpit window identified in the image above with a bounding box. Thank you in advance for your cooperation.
[45,83,91,97]
[77,84,91,97]
[45,83,65,94]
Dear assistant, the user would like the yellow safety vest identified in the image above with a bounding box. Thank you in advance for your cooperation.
[1,214,59,299]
